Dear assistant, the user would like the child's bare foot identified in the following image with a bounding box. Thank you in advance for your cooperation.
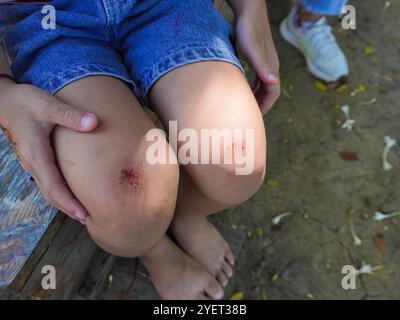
[140,236,224,300]
[172,214,235,288]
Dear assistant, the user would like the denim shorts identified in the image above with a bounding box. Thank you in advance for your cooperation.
[296,0,348,16]
[0,0,243,104]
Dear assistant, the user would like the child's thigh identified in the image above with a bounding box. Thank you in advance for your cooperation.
[52,76,178,253]
[149,62,267,204]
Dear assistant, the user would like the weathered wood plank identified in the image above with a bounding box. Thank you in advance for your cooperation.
[79,248,116,299]
[8,214,66,293]
[16,218,97,299]
[1,131,97,298]
[0,132,57,288]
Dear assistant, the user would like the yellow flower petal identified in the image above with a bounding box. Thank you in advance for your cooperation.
[357,83,367,93]
[315,80,329,91]
[230,292,244,300]
[365,46,375,56]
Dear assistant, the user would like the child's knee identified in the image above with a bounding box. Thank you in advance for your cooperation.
[194,155,266,206]
[85,161,179,257]
[215,162,265,205]
[186,134,267,205]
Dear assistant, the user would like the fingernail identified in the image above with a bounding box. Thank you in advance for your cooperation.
[75,211,87,222]
[266,73,278,82]
[80,113,96,129]
[215,290,224,300]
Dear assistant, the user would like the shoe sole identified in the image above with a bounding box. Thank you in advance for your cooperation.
[279,18,345,83]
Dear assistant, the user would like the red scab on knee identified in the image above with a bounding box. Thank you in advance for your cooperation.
[119,168,140,189]
[232,141,246,154]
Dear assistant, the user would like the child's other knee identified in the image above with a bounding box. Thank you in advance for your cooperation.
[86,161,179,257]
[194,150,266,206]
[213,162,265,205]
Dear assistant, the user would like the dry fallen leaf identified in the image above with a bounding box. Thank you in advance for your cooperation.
[357,83,367,93]
[230,292,244,300]
[348,209,362,246]
[315,80,329,91]
[272,212,293,225]
[267,179,279,188]
[339,151,359,161]
[365,45,375,56]
[374,211,400,221]
[382,136,397,171]
[256,227,264,237]
[336,83,349,94]
[372,234,386,252]
[271,224,283,232]
[118,292,129,300]
[107,274,113,290]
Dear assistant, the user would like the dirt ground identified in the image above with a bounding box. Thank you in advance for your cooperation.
[217,0,400,299]
[91,0,399,301]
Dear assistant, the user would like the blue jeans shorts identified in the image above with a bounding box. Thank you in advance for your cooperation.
[0,0,243,104]
[296,0,348,16]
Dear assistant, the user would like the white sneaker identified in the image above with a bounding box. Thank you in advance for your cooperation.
[280,6,349,82]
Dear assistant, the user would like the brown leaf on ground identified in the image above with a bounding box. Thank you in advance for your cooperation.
[271,224,283,232]
[372,234,386,252]
[339,151,359,161]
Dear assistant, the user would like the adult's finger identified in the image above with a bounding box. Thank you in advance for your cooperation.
[245,44,279,86]
[255,82,281,115]
[35,97,98,132]
[32,142,88,224]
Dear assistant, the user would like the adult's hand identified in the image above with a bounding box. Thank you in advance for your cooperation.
[0,79,98,224]
[232,0,281,115]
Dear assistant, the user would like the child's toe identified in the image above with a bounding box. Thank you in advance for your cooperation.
[222,261,233,278]
[216,270,229,287]
[205,278,224,300]
[225,250,235,266]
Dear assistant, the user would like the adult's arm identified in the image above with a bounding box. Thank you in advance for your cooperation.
[0,43,98,224]
[226,0,280,114]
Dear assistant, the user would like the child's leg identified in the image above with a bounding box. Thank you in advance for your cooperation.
[149,61,267,286]
[52,76,223,299]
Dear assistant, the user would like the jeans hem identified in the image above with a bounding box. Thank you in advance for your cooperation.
[139,43,244,104]
[32,64,136,95]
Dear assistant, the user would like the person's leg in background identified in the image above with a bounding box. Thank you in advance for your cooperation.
[280,0,349,82]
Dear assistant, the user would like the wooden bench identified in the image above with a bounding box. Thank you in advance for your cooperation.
[0,1,244,300]
[0,130,99,299]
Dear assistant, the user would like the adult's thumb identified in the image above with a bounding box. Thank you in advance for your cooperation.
[50,101,98,132]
